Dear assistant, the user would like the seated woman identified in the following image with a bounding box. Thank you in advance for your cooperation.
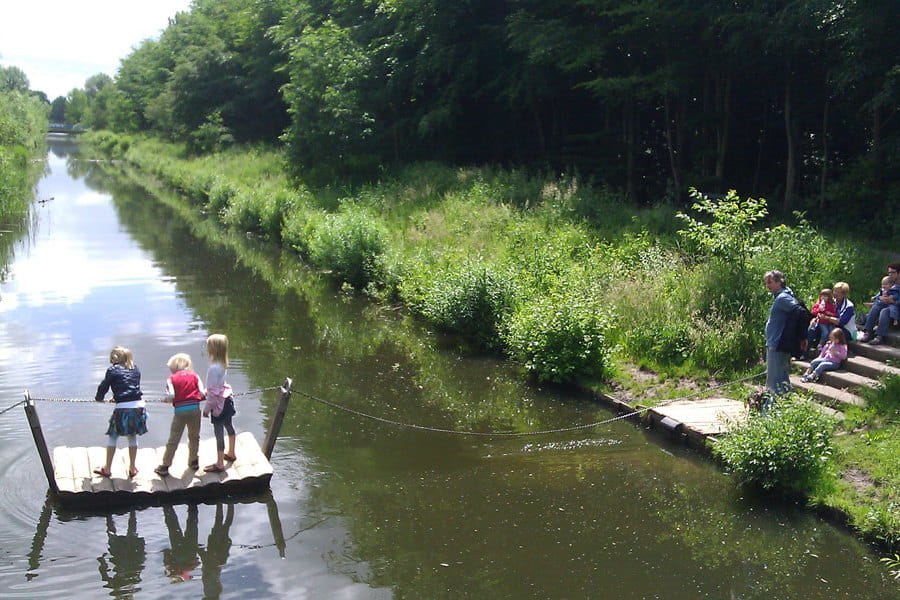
[816,281,857,343]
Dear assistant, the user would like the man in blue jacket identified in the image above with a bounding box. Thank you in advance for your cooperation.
[764,270,798,396]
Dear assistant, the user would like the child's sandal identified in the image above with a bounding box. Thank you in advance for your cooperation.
[223,454,236,462]
[93,467,111,477]
[154,465,169,477]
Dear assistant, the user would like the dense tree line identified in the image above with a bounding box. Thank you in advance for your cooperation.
[57,0,899,229]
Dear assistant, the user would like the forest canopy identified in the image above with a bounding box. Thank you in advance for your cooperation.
[57,0,899,233]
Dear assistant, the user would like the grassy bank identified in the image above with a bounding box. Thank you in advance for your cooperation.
[0,91,46,219]
[85,131,897,550]
[0,90,48,273]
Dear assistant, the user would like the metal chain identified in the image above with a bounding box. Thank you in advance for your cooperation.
[24,386,282,406]
[298,370,766,438]
[0,399,26,416]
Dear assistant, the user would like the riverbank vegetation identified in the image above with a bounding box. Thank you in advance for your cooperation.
[0,78,48,275]
[0,85,47,218]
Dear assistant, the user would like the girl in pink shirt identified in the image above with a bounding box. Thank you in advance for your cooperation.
[801,328,848,382]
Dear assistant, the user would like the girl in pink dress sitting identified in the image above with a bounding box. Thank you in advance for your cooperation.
[801,327,848,382]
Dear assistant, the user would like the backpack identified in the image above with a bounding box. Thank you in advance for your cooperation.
[776,297,813,359]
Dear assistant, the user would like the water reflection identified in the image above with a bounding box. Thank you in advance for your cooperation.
[25,493,288,599]
[98,511,145,595]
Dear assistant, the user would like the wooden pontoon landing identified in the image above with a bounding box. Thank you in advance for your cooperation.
[24,378,292,508]
[52,432,272,506]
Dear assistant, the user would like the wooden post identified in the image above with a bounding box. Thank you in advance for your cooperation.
[262,378,292,460]
[264,491,287,558]
[23,391,58,494]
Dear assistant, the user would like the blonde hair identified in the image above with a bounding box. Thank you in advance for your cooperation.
[882,276,892,287]
[167,353,192,372]
[833,281,850,295]
[109,346,135,369]
[206,334,229,367]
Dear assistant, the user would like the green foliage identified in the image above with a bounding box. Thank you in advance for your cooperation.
[307,207,388,289]
[420,262,515,351]
[0,90,47,217]
[713,398,834,494]
[505,294,613,384]
[188,111,234,154]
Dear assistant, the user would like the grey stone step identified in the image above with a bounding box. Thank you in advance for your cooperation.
[792,360,879,391]
[842,355,900,379]
[789,375,866,409]
[800,399,844,421]
[847,341,900,364]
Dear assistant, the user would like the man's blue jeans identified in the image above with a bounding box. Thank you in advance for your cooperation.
[766,347,792,396]
[864,303,894,337]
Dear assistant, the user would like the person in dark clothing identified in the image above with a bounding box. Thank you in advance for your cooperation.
[94,346,146,478]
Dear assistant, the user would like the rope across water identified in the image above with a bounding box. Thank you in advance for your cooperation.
[296,370,767,438]
[2,373,766,437]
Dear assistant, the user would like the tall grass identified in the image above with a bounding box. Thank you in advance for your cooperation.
[86,132,887,383]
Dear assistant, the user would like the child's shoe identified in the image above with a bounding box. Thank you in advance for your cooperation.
[801,374,812,383]
[154,465,169,477]
[870,336,884,345]
[859,331,871,343]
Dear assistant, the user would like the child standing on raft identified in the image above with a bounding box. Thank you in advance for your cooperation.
[155,353,205,477]
[202,334,236,473]
[94,346,146,478]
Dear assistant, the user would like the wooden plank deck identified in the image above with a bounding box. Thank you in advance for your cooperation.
[51,431,273,507]
[648,397,748,438]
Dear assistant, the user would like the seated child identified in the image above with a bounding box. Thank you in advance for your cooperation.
[801,328,848,383]
[861,276,900,344]
[806,288,836,352]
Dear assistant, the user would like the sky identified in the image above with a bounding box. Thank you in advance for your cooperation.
[0,0,193,100]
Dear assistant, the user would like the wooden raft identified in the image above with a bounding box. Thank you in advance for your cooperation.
[51,432,272,506]
[647,397,748,442]
[24,378,293,508]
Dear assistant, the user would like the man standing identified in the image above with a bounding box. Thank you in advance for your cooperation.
[764,270,798,396]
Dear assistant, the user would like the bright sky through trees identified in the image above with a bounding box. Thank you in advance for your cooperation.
[0,0,191,99]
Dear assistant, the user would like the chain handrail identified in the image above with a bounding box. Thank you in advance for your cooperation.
[297,370,767,438]
[17,386,282,406]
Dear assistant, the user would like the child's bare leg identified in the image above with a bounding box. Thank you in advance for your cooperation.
[105,446,115,471]
[128,444,138,476]
[227,434,236,460]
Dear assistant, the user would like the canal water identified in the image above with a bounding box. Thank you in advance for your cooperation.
[0,137,896,599]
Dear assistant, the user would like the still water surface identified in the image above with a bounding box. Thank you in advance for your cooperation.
[0,137,896,599]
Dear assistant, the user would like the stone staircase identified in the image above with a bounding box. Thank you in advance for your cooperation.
[791,332,900,417]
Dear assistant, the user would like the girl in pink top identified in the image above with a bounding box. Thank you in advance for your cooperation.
[801,328,848,382]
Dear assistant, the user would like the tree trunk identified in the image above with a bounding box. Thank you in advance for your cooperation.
[715,76,731,186]
[529,98,546,158]
[872,105,883,191]
[663,93,682,198]
[623,103,638,203]
[753,98,768,196]
[820,96,829,208]
[783,74,796,212]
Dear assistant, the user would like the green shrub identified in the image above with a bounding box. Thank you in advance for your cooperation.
[505,295,613,383]
[713,398,834,494]
[420,261,515,350]
[307,207,388,289]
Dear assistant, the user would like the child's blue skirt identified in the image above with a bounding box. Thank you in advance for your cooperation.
[106,407,148,437]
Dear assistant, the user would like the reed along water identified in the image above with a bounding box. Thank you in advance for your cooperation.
[0,137,896,598]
